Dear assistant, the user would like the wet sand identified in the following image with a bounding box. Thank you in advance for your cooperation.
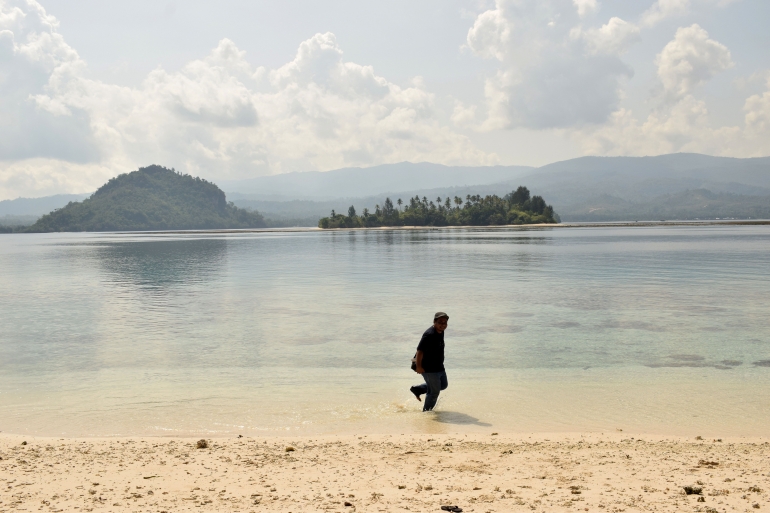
[2,432,768,512]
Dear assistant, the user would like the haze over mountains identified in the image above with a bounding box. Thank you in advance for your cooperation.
[220,164,534,201]
[2,153,769,226]
[228,153,770,223]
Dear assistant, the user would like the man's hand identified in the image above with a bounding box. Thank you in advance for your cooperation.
[415,351,424,374]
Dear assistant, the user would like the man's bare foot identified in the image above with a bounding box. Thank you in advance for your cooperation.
[409,386,423,402]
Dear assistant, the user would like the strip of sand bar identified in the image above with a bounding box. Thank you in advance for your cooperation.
[1,432,769,513]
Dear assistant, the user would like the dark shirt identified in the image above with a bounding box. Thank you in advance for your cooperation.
[416,326,445,373]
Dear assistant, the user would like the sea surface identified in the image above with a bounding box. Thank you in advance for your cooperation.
[1,225,769,437]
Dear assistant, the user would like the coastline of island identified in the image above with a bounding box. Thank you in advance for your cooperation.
[318,186,559,229]
[3,218,768,237]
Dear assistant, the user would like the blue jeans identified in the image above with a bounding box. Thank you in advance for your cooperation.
[414,371,448,411]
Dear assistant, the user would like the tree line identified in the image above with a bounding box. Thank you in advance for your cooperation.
[318,186,558,228]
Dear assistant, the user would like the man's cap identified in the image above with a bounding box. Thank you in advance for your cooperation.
[434,311,449,321]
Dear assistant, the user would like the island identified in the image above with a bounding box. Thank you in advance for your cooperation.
[26,165,266,232]
[318,186,558,228]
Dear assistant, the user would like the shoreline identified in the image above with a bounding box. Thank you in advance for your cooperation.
[311,219,770,232]
[2,219,769,236]
[2,432,768,512]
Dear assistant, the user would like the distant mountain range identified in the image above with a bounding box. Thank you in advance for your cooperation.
[219,163,534,201]
[0,193,90,216]
[499,153,770,221]
[2,153,769,227]
[229,154,770,223]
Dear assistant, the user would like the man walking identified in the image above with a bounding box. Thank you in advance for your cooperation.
[410,312,449,411]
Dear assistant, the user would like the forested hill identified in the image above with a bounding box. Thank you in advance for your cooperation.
[27,165,266,232]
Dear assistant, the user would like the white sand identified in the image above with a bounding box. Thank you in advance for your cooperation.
[1,432,769,512]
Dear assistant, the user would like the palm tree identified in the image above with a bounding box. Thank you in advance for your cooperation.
[397,198,403,211]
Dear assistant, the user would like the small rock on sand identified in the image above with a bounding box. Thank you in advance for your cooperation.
[196,439,208,449]
[683,486,703,495]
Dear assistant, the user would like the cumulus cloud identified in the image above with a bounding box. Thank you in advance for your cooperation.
[0,0,99,167]
[467,0,636,130]
[656,24,733,100]
[466,8,510,61]
[573,0,599,18]
[572,17,641,55]
[1,0,764,199]
[0,1,497,199]
[640,0,741,27]
[641,0,690,27]
[570,88,770,158]
[744,77,770,134]
[569,28,769,158]
[451,101,477,128]
[571,96,728,156]
[153,40,259,128]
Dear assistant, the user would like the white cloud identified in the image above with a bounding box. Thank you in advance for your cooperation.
[0,1,497,199]
[0,0,765,200]
[573,17,641,55]
[571,96,725,156]
[744,77,770,134]
[451,100,477,128]
[569,30,768,159]
[147,40,259,128]
[0,0,98,169]
[656,24,733,100]
[640,0,741,27]
[467,0,635,130]
[573,0,599,18]
[567,88,770,158]
[641,0,690,27]
[466,8,510,61]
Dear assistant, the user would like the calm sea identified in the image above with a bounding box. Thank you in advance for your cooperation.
[1,226,769,437]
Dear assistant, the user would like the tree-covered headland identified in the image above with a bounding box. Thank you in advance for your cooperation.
[27,165,266,232]
[318,186,558,228]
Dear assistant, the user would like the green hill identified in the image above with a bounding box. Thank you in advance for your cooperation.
[27,165,266,232]
[556,189,770,221]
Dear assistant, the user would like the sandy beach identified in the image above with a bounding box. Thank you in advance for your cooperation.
[2,432,768,513]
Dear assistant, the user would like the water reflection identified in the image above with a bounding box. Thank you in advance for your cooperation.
[95,238,227,290]
[2,226,770,436]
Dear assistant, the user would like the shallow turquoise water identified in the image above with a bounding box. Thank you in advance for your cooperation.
[1,226,769,436]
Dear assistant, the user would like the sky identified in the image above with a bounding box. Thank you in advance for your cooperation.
[1,0,769,200]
